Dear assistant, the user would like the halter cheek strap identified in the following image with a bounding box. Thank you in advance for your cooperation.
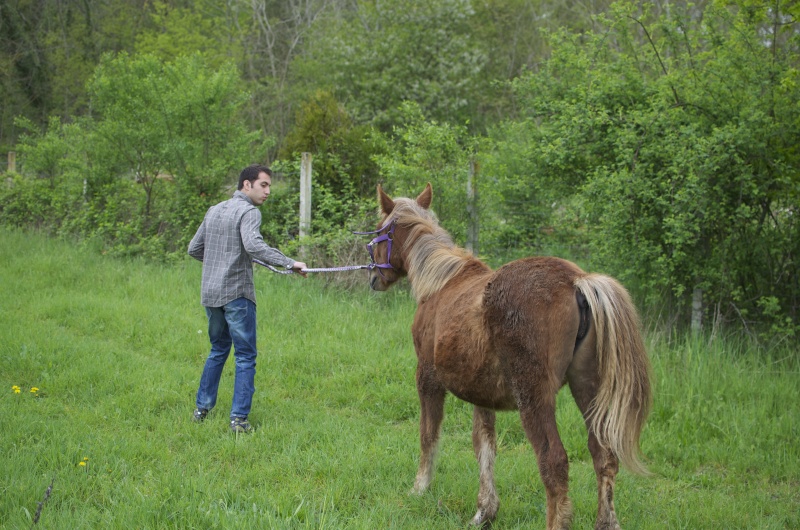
[353,219,397,274]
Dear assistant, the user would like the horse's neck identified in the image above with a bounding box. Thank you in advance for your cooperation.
[407,235,477,302]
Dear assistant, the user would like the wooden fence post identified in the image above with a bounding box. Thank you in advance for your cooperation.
[299,152,312,250]
[466,158,479,255]
[7,151,16,173]
[692,287,703,334]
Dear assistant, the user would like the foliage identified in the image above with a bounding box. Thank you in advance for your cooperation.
[3,53,264,257]
[297,0,487,132]
[237,0,335,156]
[375,102,479,246]
[0,0,621,152]
[492,1,800,337]
[0,0,157,149]
[0,173,59,231]
[3,117,89,233]
[133,1,240,68]
[482,119,578,261]
[279,90,385,198]
[91,52,265,252]
[261,158,378,283]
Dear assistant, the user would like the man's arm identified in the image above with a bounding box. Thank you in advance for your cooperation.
[188,220,206,262]
[239,209,295,268]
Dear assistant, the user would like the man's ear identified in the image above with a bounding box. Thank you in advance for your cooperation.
[378,184,395,215]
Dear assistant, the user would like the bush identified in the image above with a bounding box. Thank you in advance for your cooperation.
[492,2,800,340]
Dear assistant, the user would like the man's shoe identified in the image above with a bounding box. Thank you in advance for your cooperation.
[230,417,253,433]
[193,408,208,423]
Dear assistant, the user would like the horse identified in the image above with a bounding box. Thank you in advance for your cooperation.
[365,183,652,530]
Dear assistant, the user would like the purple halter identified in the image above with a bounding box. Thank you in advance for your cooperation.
[353,219,397,275]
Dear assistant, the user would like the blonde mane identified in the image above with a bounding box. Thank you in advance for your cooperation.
[387,198,472,302]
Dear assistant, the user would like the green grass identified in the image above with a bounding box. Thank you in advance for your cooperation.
[1,228,798,529]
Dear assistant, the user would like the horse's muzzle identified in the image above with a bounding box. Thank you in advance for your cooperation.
[369,273,389,291]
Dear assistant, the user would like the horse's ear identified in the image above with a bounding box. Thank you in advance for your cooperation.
[378,184,395,215]
[416,183,433,210]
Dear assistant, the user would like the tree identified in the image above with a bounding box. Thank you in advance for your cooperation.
[237,0,337,155]
[0,0,156,150]
[133,0,242,68]
[0,0,57,148]
[296,0,487,133]
[86,52,260,250]
[280,90,383,198]
[375,102,478,245]
[493,0,800,337]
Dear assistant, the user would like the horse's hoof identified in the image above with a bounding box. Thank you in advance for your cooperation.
[410,476,431,495]
[470,508,495,528]
[595,521,621,530]
[409,483,427,496]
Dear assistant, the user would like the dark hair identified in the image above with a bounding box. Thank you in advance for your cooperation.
[238,164,272,190]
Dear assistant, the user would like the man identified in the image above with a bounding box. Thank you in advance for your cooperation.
[188,164,307,433]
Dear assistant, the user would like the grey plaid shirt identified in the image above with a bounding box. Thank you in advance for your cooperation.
[188,191,295,307]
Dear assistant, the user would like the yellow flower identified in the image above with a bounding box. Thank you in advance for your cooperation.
[12,385,21,394]
[78,461,86,467]
[83,457,89,462]
[30,387,39,394]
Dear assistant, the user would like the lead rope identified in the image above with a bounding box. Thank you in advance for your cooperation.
[253,258,373,275]
[254,220,395,275]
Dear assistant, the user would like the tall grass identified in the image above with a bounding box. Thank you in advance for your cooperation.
[1,228,797,529]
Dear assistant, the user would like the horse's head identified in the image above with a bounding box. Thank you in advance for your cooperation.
[368,183,433,291]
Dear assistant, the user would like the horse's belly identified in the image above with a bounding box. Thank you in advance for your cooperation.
[445,372,516,410]
[434,335,516,410]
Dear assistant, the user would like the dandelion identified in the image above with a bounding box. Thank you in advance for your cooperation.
[78,461,86,467]
[30,387,39,395]
[12,385,21,394]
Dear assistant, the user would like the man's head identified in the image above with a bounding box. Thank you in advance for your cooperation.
[238,164,272,206]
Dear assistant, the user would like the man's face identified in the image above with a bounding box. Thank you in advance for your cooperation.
[242,172,271,206]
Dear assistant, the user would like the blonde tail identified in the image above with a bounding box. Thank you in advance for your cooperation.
[575,274,652,475]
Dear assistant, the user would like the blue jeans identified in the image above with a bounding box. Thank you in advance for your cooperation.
[195,297,258,419]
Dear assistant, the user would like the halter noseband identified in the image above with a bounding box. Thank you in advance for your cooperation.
[353,219,396,275]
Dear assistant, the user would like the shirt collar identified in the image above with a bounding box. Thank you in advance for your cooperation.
[233,190,255,205]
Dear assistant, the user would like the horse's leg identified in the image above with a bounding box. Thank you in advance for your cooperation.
[517,382,572,530]
[568,334,621,530]
[586,431,620,530]
[470,406,499,526]
[412,363,446,494]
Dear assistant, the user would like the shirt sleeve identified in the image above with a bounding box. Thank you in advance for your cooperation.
[188,219,206,261]
[239,208,295,268]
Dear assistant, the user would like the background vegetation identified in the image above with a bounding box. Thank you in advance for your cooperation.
[1,229,798,529]
[1,0,798,340]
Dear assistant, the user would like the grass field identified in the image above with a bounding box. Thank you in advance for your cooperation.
[1,228,798,529]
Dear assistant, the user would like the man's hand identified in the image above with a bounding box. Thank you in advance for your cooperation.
[292,261,308,277]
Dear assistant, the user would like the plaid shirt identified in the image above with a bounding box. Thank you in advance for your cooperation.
[188,191,294,307]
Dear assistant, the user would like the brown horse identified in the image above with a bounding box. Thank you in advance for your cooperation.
[366,184,652,530]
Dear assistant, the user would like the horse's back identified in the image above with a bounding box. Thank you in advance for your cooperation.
[482,256,586,388]
[483,255,584,311]
[413,256,586,409]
